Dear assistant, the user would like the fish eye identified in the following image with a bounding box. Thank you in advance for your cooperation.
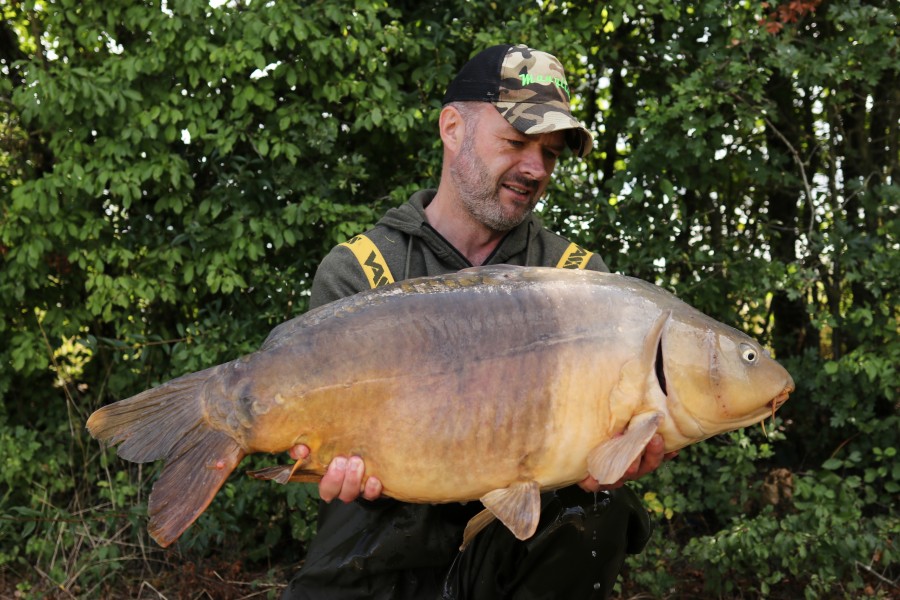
[740,343,759,364]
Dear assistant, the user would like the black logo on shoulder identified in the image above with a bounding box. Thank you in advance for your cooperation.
[364,251,390,287]
[562,245,588,269]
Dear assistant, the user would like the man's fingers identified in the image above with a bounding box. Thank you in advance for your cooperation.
[362,475,383,500]
[580,475,620,492]
[625,455,642,478]
[317,455,384,503]
[337,456,365,503]
[630,434,665,479]
[319,456,348,502]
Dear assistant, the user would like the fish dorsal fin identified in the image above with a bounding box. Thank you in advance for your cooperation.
[479,480,541,541]
[587,412,662,484]
[458,264,523,274]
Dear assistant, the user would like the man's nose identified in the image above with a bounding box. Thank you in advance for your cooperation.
[519,145,549,180]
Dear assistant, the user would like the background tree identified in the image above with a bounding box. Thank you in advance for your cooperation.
[1,0,896,597]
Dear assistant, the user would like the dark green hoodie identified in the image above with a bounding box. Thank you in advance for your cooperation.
[286,190,650,600]
[310,189,609,308]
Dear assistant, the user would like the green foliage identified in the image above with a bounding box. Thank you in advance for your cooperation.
[679,473,897,600]
[1,0,897,597]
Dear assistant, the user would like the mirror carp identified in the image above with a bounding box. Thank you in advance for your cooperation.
[87,266,794,548]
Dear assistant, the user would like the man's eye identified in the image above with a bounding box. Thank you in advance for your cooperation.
[508,139,525,148]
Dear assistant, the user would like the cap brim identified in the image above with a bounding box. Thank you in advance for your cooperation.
[495,102,594,158]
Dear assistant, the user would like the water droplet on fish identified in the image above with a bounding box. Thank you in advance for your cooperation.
[593,582,601,590]
[591,550,597,557]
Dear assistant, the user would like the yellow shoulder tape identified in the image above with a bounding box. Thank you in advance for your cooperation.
[556,242,594,269]
[340,234,395,289]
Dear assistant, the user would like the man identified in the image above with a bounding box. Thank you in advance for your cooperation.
[282,44,673,599]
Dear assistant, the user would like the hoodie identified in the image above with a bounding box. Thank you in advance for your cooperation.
[309,189,609,309]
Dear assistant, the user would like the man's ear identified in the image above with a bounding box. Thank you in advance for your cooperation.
[439,105,465,154]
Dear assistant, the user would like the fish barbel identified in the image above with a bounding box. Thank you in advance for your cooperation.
[86,266,794,547]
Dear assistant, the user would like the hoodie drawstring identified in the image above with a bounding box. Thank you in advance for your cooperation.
[404,234,414,281]
[524,220,533,267]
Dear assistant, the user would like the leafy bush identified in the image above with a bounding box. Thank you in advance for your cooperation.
[1,0,896,597]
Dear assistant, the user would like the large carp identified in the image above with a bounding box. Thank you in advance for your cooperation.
[87,266,793,548]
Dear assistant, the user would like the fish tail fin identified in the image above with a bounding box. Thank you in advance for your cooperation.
[87,365,219,463]
[148,427,244,546]
[86,366,245,547]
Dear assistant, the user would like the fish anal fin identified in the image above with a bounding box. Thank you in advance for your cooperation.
[147,429,245,548]
[247,458,324,485]
[460,508,497,551]
[479,480,541,542]
[246,465,294,484]
[588,412,662,485]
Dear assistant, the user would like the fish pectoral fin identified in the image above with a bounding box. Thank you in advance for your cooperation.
[588,412,662,484]
[460,508,497,551]
[479,480,541,542]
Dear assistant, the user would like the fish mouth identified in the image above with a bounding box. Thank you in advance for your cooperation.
[771,382,794,410]
[754,383,794,430]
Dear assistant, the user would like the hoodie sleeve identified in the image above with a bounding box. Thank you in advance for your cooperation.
[309,245,372,310]
[585,252,611,273]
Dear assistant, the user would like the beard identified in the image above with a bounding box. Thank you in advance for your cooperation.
[450,135,539,233]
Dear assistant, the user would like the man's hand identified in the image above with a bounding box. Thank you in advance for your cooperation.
[578,434,678,493]
[289,445,383,503]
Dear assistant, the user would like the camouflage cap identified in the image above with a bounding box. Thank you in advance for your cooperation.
[442,44,594,158]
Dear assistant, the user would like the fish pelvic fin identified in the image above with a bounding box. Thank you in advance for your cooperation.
[479,480,541,542]
[460,508,498,551]
[86,365,246,547]
[587,412,662,484]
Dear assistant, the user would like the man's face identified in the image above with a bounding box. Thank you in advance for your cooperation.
[450,105,566,232]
